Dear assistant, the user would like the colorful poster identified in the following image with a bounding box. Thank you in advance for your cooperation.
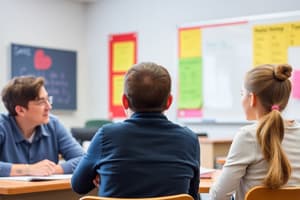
[178,28,203,118]
[109,33,137,118]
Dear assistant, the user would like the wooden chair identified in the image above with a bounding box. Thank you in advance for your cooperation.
[244,185,300,200]
[80,194,193,200]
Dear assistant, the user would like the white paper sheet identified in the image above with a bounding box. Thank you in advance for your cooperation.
[200,167,216,175]
[0,174,72,181]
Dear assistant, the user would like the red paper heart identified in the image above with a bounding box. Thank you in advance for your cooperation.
[34,49,52,70]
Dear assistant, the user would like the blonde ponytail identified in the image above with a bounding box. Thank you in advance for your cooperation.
[256,110,291,188]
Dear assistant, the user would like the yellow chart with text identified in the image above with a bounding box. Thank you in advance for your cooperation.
[113,41,135,72]
[112,75,124,106]
[253,22,300,66]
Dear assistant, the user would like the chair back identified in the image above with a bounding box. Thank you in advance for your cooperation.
[70,127,99,145]
[85,119,112,128]
[244,185,300,200]
[80,194,193,200]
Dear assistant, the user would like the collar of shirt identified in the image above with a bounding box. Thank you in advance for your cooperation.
[131,112,167,120]
[9,115,50,143]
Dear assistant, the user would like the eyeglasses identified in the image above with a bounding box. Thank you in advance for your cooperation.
[32,96,53,106]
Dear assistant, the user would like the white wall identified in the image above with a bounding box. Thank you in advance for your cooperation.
[0,0,88,128]
[1,0,300,133]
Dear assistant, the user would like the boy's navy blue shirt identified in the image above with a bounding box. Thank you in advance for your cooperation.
[72,112,200,200]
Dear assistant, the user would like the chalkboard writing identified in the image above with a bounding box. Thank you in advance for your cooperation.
[11,43,77,110]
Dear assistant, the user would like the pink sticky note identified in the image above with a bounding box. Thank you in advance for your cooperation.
[292,70,300,99]
[178,109,203,118]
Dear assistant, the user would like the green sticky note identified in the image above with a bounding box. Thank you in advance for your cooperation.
[178,57,203,109]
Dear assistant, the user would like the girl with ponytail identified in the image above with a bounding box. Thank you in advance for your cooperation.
[210,64,300,200]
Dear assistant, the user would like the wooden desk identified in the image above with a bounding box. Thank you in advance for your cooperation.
[0,177,213,198]
[198,169,220,193]
[215,156,227,169]
[199,178,213,193]
[0,179,97,200]
[199,138,232,168]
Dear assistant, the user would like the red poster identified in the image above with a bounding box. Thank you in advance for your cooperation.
[108,33,137,118]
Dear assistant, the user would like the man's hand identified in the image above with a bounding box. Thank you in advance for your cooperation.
[27,159,57,176]
[10,159,58,176]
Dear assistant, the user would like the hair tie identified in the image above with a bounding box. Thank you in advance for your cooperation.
[271,105,280,111]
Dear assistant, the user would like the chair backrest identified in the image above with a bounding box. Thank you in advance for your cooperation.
[70,127,99,145]
[244,185,300,200]
[196,132,208,138]
[85,119,112,128]
[80,194,193,200]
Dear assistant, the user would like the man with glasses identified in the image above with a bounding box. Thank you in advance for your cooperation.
[0,76,84,177]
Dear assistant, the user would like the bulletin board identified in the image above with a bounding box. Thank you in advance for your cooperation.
[108,33,137,118]
[178,11,300,122]
[11,43,77,110]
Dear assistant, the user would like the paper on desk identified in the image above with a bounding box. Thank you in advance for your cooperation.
[200,167,216,178]
[0,174,72,181]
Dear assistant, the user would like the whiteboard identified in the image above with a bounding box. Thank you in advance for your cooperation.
[178,11,300,122]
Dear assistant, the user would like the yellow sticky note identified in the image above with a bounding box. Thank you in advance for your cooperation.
[113,42,134,72]
[253,23,289,65]
[290,22,300,46]
[179,29,201,58]
[112,75,124,106]
[268,23,289,64]
[253,25,270,66]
